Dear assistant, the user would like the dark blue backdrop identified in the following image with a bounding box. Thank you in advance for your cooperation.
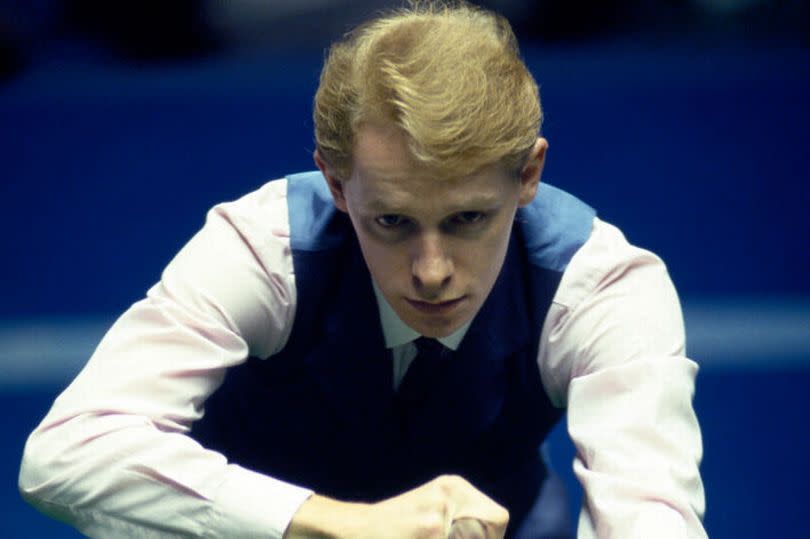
[1,41,808,538]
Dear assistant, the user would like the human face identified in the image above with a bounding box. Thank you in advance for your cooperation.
[317,125,546,338]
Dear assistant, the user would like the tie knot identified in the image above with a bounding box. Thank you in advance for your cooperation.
[414,337,448,360]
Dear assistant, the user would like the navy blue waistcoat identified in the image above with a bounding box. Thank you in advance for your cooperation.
[191,171,595,537]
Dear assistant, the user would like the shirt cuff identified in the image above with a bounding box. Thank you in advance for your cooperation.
[206,464,314,539]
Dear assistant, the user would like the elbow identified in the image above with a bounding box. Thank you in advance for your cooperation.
[18,431,54,507]
[18,422,78,514]
[18,431,86,527]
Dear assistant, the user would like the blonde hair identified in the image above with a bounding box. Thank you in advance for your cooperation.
[314,0,542,180]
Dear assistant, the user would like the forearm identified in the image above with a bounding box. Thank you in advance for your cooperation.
[568,357,706,538]
[19,408,313,538]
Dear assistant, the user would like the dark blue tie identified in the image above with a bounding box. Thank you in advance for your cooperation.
[395,337,450,427]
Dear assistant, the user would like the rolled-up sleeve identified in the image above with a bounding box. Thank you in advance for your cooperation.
[538,218,706,538]
[19,179,314,538]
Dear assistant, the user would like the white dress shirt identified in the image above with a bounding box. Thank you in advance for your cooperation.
[19,178,706,538]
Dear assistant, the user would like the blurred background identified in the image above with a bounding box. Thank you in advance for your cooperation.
[1,1,808,537]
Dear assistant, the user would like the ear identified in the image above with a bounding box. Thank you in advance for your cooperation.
[314,149,349,213]
[518,137,548,207]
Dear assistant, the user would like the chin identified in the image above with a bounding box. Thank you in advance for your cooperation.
[418,326,454,339]
[406,315,464,339]
[399,297,481,338]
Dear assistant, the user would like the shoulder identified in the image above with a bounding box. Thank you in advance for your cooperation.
[555,217,670,313]
[208,177,291,237]
[205,172,346,254]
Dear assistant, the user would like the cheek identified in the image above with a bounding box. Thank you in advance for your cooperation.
[347,213,390,273]
[475,245,506,283]
[354,230,407,285]
[470,223,514,286]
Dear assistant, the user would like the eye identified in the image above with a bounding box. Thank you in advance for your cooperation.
[451,211,487,225]
[375,214,409,228]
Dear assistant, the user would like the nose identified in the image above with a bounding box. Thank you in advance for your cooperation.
[411,232,453,297]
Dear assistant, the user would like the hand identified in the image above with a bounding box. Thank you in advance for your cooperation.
[285,475,509,539]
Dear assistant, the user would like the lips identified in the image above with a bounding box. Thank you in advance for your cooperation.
[406,296,466,315]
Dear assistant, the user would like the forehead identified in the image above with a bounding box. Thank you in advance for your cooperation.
[353,124,416,178]
[350,125,512,211]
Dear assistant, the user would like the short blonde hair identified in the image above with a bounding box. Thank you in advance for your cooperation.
[314,0,542,180]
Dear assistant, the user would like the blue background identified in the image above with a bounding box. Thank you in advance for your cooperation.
[1,5,809,536]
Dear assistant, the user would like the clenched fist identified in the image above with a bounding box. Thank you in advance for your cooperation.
[285,475,509,539]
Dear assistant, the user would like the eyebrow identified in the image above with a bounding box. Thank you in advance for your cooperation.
[364,194,502,214]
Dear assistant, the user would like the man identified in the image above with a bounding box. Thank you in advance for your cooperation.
[19,2,706,538]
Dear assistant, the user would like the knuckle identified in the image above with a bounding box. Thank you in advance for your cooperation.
[436,474,466,493]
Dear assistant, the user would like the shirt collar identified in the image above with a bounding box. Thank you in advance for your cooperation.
[372,281,470,351]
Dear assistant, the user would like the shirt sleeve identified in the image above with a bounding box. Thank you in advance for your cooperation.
[18,179,314,538]
[538,217,707,539]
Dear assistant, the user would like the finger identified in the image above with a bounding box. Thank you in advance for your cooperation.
[449,518,486,539]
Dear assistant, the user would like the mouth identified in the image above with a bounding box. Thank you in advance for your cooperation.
[406,296,466,316]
